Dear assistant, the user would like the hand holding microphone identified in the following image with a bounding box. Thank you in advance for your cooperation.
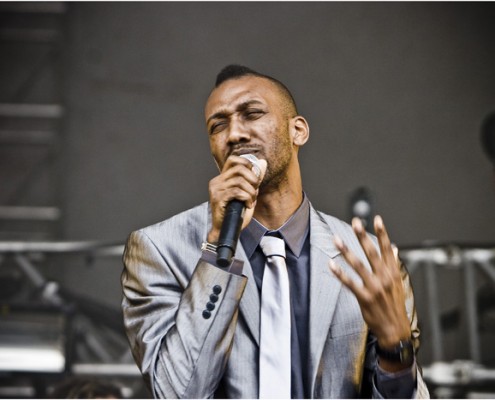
[207,154,267,267]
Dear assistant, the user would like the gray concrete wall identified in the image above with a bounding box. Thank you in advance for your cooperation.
[63,2,495,243]
[55,2,495,365]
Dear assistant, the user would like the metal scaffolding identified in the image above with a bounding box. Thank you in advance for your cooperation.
[0,240,493,397]
[401,244,495,398]
[0,240,147,398]
[0,2,66,240]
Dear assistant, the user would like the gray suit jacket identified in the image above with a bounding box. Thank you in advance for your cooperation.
[121,201,429,398]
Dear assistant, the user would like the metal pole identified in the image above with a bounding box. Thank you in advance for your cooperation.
[425,256,444,361]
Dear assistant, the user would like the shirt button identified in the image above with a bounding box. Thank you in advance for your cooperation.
[210,294,219,303]
[213,285,222,295]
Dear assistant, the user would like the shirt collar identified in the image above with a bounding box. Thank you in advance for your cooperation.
[240,193,310,259]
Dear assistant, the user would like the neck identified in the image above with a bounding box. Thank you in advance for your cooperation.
[253,167,303,230]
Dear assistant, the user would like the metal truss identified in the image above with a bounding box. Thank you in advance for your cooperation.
[0,240,147,398]
[402,244,495,397]
[0,2,66,240]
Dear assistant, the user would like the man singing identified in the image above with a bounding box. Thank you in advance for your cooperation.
[121,65,429,398]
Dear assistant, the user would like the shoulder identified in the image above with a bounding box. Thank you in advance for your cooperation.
[310,204,355,235]
[309,204,378,253]
[142,202,209,232]
[129,202,210,247]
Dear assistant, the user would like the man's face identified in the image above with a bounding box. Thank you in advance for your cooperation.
[205,76,295,188]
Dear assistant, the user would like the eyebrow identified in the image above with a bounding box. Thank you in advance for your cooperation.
[207,100,264,125]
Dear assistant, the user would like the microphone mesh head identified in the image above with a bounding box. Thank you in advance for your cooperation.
[240,154,261,177]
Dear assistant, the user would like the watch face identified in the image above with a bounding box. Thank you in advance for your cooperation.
[377,340,414,365]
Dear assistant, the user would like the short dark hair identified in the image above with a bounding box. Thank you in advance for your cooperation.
[215,64,298,115]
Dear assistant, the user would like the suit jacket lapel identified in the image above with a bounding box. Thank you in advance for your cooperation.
[208,203,345,365]
[232,208,344,367]
[235,243,261,346]
[206,203,261,346]
[207,202,349,371]
[308,206,342,387]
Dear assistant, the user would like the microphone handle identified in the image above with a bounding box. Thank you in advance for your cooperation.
[216,200,245,267]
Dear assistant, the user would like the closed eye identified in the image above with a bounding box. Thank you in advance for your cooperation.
[244,109,265,120]
[209,121,227,135]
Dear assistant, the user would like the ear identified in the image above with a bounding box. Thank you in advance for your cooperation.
[291,116,310,146]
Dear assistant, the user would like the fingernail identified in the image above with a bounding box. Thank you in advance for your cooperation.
[352,217,363,232]
[392,244,399,260]
[375,215,383,230]
[333,235,343,249]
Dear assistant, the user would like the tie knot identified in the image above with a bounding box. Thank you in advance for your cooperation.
[260,235,286,258]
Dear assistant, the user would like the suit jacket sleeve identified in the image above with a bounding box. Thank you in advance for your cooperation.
[121,229,248,398]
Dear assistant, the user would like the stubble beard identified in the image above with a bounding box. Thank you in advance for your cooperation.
[259,125,293,193]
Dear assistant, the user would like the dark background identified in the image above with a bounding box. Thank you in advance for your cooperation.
[61,2,495,306]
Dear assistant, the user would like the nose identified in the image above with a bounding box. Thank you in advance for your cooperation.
[227,117,251,144]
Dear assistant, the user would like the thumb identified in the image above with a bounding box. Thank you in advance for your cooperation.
[256,158,267,182]
[242,158,266,231]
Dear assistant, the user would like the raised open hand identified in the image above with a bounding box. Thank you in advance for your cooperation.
[329,216,412,370]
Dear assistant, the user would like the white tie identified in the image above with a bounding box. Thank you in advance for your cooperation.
[259,235,291,399]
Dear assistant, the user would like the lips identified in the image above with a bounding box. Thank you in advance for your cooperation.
[230,147,261,157]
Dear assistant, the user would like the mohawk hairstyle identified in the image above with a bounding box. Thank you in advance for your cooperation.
[214,64,298,115]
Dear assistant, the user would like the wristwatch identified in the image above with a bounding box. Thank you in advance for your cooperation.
[375,339,414,366]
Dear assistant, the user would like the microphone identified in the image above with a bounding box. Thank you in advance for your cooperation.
[216,154,262,267]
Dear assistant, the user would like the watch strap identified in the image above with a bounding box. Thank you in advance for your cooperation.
[376,339,414,365]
